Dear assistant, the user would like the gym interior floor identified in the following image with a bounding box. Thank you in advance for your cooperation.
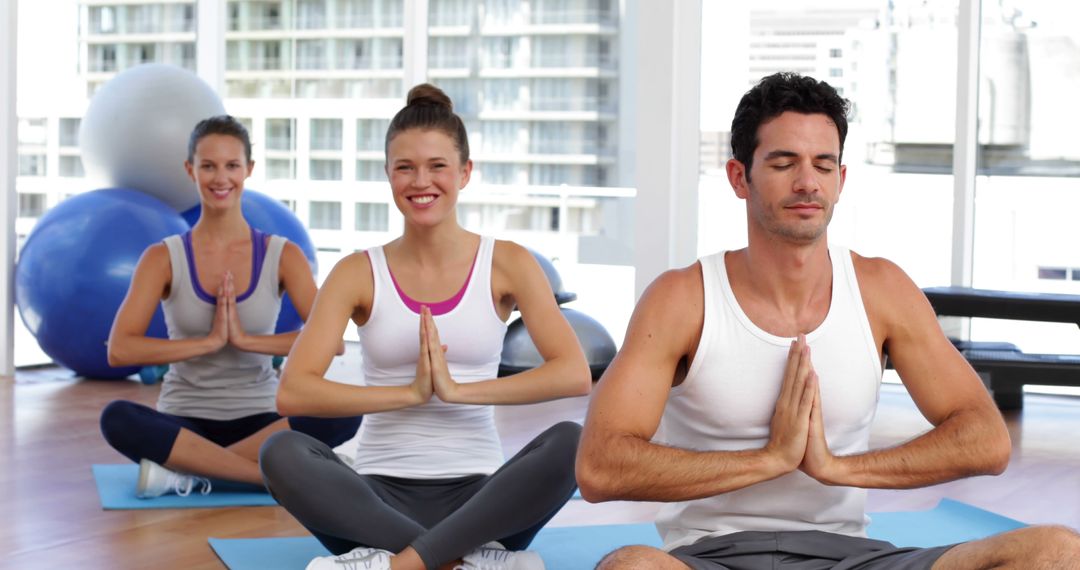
[2,344,1079,569]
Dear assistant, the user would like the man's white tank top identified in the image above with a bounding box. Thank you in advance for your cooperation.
[353,236,508,478]
[654,246,883,550]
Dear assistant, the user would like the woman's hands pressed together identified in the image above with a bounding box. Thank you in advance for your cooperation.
[411,306,460,404]
[207,271,256,352]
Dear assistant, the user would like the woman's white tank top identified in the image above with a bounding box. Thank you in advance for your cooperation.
[353,236,509,478]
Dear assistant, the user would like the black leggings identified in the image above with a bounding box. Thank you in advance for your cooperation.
[100,400,362,465]
[259,421,581,570]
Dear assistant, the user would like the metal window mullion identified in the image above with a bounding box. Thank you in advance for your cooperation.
[952,0,981,289]
[0,0,16,376]
[196,0,226,94]
[403,0,429,92]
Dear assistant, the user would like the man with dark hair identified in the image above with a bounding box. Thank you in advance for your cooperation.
[576,72,1080,568]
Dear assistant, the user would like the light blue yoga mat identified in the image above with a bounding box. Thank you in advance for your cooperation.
[92,464,276,509]
[210,524,662,570]
[208,499,1026,570]
[866,498,1027,547]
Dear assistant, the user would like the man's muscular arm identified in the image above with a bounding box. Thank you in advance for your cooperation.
[799,255,1010,488]
[576,264,817,503]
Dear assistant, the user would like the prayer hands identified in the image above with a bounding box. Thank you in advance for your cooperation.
[421,306,460,403]
[799,380,838,483]
[765,335,817,472]
[412,306,456,404]
[208,274,232,351]
[765,335,841,483]
[208,272,251,352]
[411,307,435,404]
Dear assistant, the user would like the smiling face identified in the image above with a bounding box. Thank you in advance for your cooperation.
[184,133,253,212]
[385,128,472,228]
[728,111,846,245]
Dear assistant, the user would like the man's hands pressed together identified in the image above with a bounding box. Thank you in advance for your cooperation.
[765,335,843,485]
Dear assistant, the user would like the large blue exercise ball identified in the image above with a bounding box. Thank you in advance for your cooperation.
[15,189,190,379]
[181,189,318,333]
[79,64,226,212]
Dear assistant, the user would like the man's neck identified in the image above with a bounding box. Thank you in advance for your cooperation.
[733,236,833,324]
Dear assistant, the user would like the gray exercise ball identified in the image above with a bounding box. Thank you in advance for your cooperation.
[499,308,616,381]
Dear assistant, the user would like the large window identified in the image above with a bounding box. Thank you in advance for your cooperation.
[226,0,404,98]
[969,0,1080,354]
[310,119,343,151]
[310,159,342,181]
[309,200,343,229]
[59,118,80,148]
[356,203,389,231]
[698,1,957,289]
[18,155,46,177]
[18,194,47,218]
[14,0,631,369]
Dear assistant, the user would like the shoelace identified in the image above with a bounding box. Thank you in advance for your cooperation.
[453,548,515,570]
[452,563,503,570]
[332,550,390,569]
[174,475,212,497]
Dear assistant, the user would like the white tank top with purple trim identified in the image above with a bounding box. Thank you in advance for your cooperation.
[353,236,508,478]
[653,246,883,550]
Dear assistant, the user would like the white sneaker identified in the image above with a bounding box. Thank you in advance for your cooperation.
[305,546,392,570]
[135,458,212,499]
[456,544,545,570]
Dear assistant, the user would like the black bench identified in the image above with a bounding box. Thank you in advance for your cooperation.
[921,287,1080,410]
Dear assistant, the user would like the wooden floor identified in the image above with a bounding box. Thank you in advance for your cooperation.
[2,368,1080,569]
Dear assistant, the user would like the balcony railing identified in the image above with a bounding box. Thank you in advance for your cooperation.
[529,140,611,155]
[339,55,403,70]
[529,97,615,113]
[88,60,118,73]
[336,12,404,28]
[297,56,328,70]
[529,9,616,26]
[125,20,163,34]
[429,53,469,69]
[429,11,471,27]
[297,15,328,30]
[230,16,284,31]
[164,18,196,33]
[228,57,285,71]
[266,136,294,151]
[531,52,616,69]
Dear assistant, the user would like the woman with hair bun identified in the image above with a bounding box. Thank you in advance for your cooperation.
[259,84,591,570]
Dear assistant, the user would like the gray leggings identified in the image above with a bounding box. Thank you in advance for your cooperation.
[259,421,581,570]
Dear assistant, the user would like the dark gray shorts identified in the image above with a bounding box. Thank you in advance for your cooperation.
[670,531,954,570]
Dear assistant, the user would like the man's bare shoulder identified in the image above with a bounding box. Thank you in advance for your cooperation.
[624,262,705,353]
[640,262,705,316]
[849,251,931,322]
[850,252,918,291]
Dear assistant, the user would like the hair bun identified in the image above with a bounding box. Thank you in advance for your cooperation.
[406,83,453,112]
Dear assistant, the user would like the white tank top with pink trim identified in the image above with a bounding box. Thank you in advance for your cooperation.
[353,236,508,478]
[653,246,883,550]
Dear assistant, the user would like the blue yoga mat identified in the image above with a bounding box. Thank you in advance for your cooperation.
[867,498,1026,547]
[208,499,1026,570]
[92,464,276,509]
[210,523,661,570]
